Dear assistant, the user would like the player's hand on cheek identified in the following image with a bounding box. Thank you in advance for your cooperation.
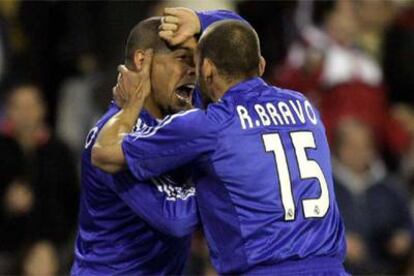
[113,73,127,108]
[116,49,153,110]
[159,7,201,46]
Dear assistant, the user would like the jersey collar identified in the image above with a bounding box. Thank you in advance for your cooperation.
[221,77,267,101]
[110,100,158,127]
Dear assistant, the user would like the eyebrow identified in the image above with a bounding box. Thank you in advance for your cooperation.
[170,45,194,52]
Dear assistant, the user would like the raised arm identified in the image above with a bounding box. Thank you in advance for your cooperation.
[159,7,247,46]
[91,50,153,173]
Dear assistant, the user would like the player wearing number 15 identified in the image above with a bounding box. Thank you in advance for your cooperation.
[94,20,347,275]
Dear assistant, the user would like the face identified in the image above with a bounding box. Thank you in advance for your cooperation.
[150,37,197,117]
[337,123,375,174]
[6,86,46,132]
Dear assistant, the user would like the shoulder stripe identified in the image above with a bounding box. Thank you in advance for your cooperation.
[131,108,199,140]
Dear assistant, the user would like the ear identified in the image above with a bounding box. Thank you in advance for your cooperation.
[259,56,266,77]
[202,58,214,81]
[133,50,146,71]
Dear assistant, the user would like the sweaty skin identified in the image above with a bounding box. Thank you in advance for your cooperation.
[92,50,153,173]
[93,8,207,173]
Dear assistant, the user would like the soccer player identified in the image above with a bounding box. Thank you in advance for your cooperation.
[72,10,246,275]
[93,20,348,275]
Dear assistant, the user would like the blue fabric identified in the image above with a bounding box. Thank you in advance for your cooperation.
[72,9,247,275]
[196,9,248,33]
[71,103,198,275]
[122,78,347,274]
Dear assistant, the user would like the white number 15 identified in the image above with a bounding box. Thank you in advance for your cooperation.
[262,131,329,221]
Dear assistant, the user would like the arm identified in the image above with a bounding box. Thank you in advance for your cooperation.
[92,51,153,173]
[196,9,247,33]
[159,8,247,46]
[121,108,217,181]
[110,171,199,237]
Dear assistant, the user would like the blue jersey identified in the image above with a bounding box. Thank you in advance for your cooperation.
[72,10,246,275]
[72,103,198,275]
[122,78,347,274]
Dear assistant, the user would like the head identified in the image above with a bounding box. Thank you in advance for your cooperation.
[125,17,196,118]
[5,83,46,133]
[333,118,376,174]
[195,20,266,106]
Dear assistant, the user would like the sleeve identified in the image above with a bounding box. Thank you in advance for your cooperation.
[121,109,217,181]
[196,10,249,33]
[110,171,199,238]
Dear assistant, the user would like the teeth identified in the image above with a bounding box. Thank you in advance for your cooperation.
[176,93,192,104]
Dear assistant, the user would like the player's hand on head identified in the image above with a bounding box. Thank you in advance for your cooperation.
[159,7,201,46]
[116,49,153,109]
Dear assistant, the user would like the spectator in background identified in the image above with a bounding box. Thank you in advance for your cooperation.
[56,60,105,160]
[0,83,79,274]
[56,1,160,160]
[332,118,413,275]
[273,0,411,163]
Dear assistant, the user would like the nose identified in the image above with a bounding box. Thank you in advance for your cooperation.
[187,66,195,76]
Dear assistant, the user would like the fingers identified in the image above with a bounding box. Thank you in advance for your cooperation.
[159,16,179,44]
[163,7,179,16]
[167,33,188,46]
[117,65,128,93]
[159,28,188,46]
[114,49,152,103]
[113,85,120,102]
[159,30,174,42]
[159,23,178,32]
[162,15,179,24]
[141,49,153,74]
[113,84,126,108]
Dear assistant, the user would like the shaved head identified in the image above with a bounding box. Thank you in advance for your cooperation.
[198,20,261,80]
[123,16,197,118]
[124,17,169,69]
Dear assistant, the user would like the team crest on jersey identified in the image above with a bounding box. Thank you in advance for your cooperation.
[151,174,195,201]
[84,127,99,149]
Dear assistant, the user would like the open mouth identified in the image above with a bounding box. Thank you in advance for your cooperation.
[175,84,195,104]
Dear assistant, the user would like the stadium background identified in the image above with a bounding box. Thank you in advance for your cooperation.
[0,0,412,275]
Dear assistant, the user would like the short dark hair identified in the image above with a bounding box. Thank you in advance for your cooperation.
[124,17,168,69]
[197,20,261,80]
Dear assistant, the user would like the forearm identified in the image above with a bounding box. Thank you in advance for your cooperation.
[92,105,142,172]
[91,51,152,173]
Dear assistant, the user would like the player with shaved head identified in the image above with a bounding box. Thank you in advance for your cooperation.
[94,20,348,275]
[72,10,246,275]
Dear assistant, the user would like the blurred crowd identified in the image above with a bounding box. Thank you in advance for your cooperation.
[0,0,412,275]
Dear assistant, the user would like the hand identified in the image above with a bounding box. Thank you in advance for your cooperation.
[159,7,201,46]
[113,74,124,107]
[116,49,153,110]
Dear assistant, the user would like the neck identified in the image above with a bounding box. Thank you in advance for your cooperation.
[143,96,163,119]
[213,76,253,101]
